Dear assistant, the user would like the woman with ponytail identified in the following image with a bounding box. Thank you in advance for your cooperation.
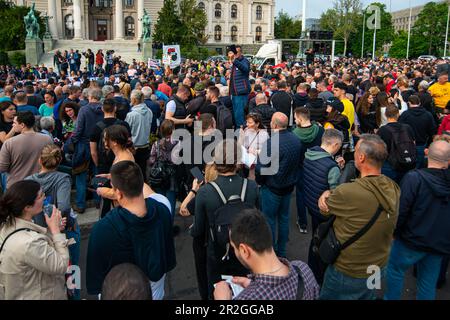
[26,144,81,299]
[0,180,70,300]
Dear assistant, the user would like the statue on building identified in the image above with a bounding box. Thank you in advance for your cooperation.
[141,9,152,42]
[24,3,40,40]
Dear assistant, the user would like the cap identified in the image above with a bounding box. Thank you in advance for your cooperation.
[326,97,344,113]
[294,63,301,67]
[194,82,205,92]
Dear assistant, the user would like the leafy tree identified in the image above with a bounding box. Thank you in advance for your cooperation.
[153,0,182,45]
[411,1,448,56]
[178,0,208,45]
[153,0,207,47]
[350,2,394,58]
[320,0,362,56]
[274,10,302,39]
[0,1,45,51]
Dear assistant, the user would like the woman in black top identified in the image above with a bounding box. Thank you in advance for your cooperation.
[356,92,378,134]
[0,101,17,147]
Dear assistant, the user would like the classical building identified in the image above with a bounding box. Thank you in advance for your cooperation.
[10,0,274,44]
[197,0,275,45]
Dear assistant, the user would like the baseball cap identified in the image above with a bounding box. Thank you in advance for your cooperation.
[194,82,205,92]
[326,97,344,113]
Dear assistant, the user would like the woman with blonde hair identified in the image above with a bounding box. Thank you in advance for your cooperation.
[26,144,80,299]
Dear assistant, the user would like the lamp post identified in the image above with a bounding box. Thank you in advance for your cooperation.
[406,0,412,59]
[444,4,450,57]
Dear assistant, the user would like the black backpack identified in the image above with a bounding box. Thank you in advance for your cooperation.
[209,179,254,264]
[215,101,234,134]
[148,141,176,189]
[386,124,417,171]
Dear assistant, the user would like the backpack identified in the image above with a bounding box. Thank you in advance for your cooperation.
[148,141,176,189]
[215,101,234,134]
[95,120,122,167]
[386,124,417,171]
[209,179,254,264]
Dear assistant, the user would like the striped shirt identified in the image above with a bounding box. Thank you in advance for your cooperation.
[234,258,320,300]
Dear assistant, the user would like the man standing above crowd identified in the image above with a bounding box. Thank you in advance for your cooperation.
[384,140,450,300]
[228,45,250,127]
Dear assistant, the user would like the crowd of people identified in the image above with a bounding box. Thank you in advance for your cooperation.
[0,44,449,301]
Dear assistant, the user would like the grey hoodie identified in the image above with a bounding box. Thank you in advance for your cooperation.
[26,171,72,228]
[304,148,341,189]
[125,103,153,147]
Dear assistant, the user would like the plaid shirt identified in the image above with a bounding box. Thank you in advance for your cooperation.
[234,258,320,300]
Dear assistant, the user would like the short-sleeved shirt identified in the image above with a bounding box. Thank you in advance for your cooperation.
[165,100,177,115]
[341,98,355,133]
[39,104,55,117]
[428,82,450,109]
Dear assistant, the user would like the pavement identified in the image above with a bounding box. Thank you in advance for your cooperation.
[77,197,450,300]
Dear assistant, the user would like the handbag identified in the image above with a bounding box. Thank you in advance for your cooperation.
[312,205,383,265]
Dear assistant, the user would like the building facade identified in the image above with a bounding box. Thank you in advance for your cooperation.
[11,0,274,45]
[198,0,275,45]
[391,4,423,33]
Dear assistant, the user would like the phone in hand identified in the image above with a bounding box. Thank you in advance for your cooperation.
[190,166,205,184]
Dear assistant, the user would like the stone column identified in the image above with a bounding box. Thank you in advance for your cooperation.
[208,0,213,33]
[48,0,58,39]
[225,2,230,42]
[73,0,82,39]
[137,0,144,39]
[115,0,124,39]
[268,4,272,36]
[248,1,252,36]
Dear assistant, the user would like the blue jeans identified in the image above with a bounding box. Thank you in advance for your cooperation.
[66,221,81,300]
[320,264,380,300]
[75,171,87,209]
[231,95,248,128]
[0,172,8,192]
[260,186,292,258]
[295,167,307,226]
[88,63,94,77]
[416,145,426,169]
[384,239,443,300]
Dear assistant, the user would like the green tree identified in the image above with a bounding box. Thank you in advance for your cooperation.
[350,3,394,58]
[389,30,426,59]
[153,0,182,45]
[320,0,362,56]
[274,10,302,39]
[411,1,448,56]
[0,1,45,51]
[178,0,208,45]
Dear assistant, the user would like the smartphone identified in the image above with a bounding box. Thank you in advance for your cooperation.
[190,167,205,184]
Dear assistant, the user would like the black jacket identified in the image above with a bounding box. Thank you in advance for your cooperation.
[399,107,436,146]
[306,98,327,124]
[396,169,450,256]
[251,103,275,130]
[271,91,294,122]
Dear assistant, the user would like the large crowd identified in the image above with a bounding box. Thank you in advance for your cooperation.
[0,44,449,301]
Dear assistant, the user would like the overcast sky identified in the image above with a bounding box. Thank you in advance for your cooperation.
[276,0,442,19]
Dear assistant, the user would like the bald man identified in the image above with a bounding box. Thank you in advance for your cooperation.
[255,112,302,258]
[385,140,450,300]
[250,92,275,129]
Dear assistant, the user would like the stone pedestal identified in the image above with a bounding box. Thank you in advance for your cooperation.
[142,40,153,61]
[25,38,43,65]
[43,37,54,52]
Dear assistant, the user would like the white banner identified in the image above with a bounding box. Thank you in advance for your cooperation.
[162,45,181,69]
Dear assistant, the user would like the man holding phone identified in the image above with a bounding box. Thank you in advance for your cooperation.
[228,45,250,128]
